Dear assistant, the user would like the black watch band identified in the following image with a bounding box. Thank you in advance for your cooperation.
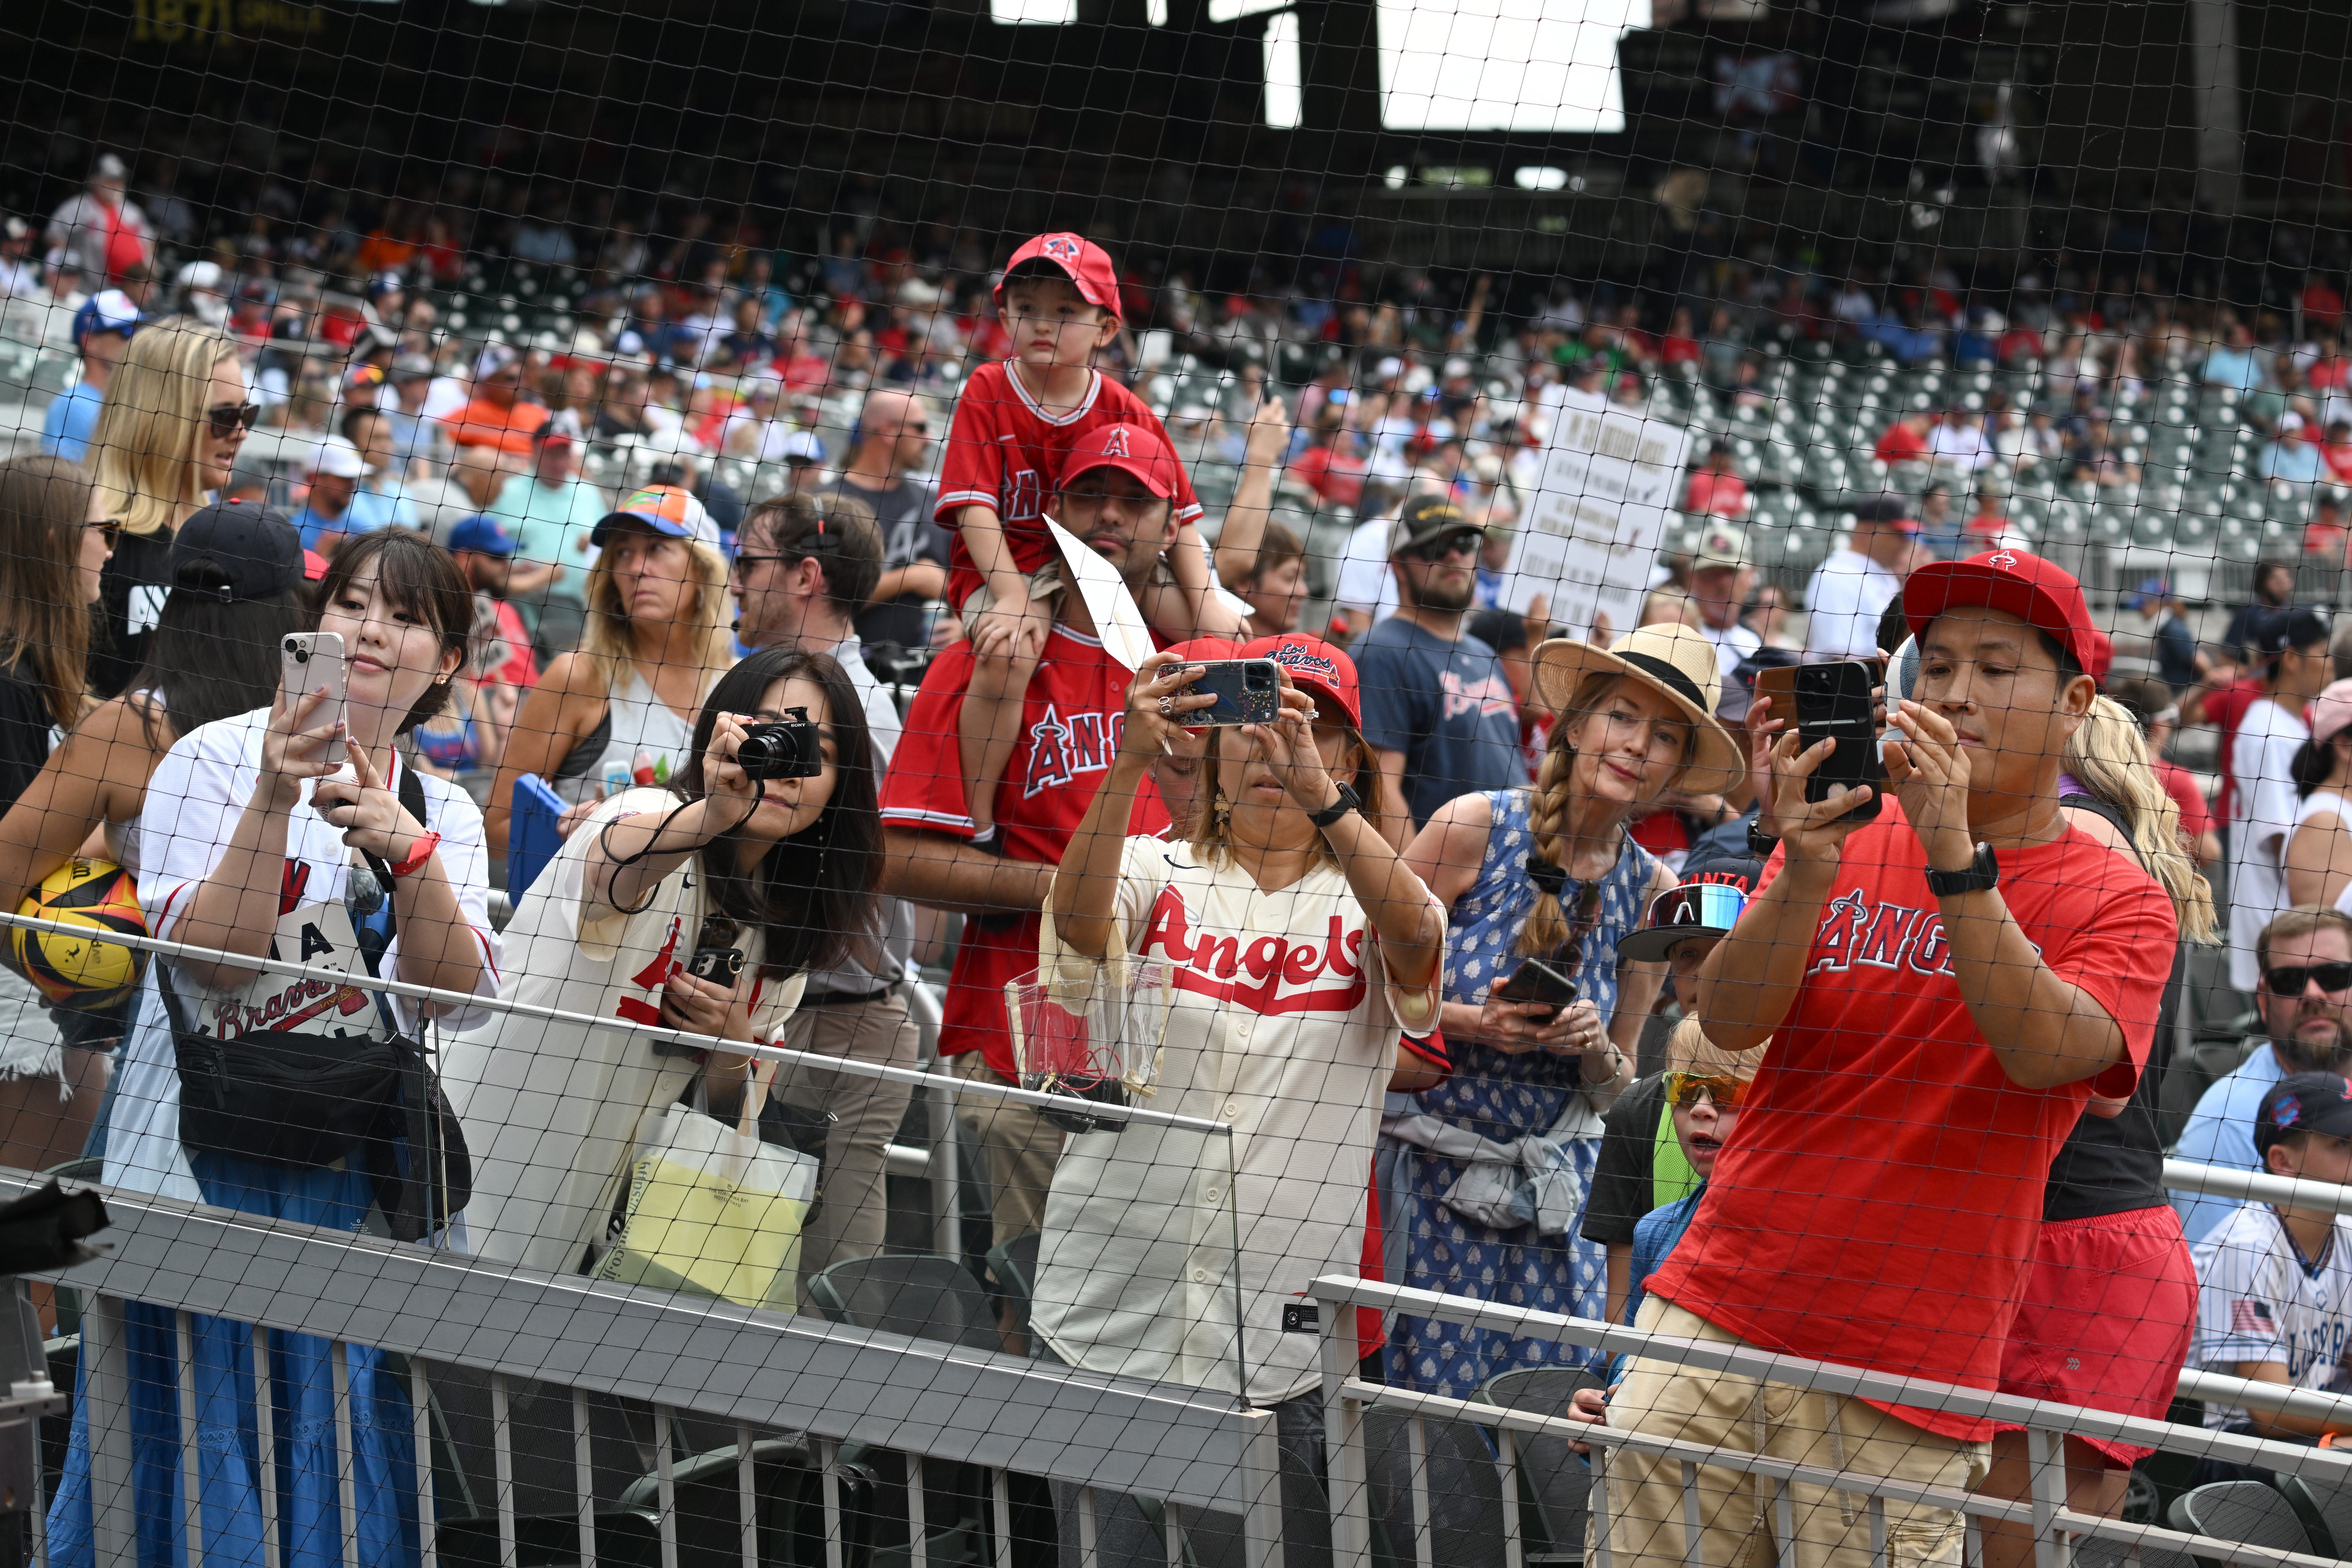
[1746,820,1781,858]
[1307,783,1363,829]
[1925,842,2000,897]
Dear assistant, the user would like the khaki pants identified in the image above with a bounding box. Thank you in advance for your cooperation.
[1600,1299,1988,1568]
[950,1050,1062,1250]
[772,994,923,1289]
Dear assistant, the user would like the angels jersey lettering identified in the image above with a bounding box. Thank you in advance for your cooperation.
[934,361,1204,610]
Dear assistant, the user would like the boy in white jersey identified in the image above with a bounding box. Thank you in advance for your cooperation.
[2189,1070,2352,1481]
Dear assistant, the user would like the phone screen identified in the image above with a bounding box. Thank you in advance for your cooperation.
[1794,659,1883,820]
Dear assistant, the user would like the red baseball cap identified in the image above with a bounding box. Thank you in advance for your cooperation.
[1163,637,1239,665]
[996,233,1122,322]
[1238,633,1361,730]
[1058,422,1183,500]
[1903,548,2101,675]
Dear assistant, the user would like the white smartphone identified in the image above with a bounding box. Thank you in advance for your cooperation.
[279,632,348,766]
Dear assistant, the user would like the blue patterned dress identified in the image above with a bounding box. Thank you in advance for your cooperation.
[1386,788,1663,1398]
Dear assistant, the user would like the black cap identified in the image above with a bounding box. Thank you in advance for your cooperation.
[1386,494,1483,556]
[1851,493,1917,527]
[2256,1072,2352,1157]
[169,501,303,603]
[1466,608,1530,655]
[2251,605,2331,660]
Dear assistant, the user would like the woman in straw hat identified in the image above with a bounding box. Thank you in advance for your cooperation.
[1388,621,1744,1398]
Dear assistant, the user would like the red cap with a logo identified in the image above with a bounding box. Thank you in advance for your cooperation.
[996,233,1123,322]
[1902,548,2102,675]
[1058,422,1183,500]
[1238,633,1361,729]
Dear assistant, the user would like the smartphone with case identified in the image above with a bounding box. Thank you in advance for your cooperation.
[650,947,746,1058]
[279,632,348,767]
[1493,957,1579,1023]
[1182,658,1282,726]
[1793,659,1884,822]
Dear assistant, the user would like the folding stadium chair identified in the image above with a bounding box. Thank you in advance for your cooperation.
[983,1231,1043,1339]
[2167,1480,2316,1568]
[806,1255,1001,1352]
[2271,1472,2352,1556]
[1475,1366,1607,1564]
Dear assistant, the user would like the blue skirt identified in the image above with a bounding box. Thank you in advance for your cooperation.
[46,1153,421,1568]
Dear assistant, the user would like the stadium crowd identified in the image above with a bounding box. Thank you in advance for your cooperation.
[6,171,2352,1568]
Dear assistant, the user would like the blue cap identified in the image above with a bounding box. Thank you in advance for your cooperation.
[2125,578,2171,610]
[447,514,517,557]
[71,289,140,348]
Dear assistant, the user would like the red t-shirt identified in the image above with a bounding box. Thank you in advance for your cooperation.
[934,362,1204,610]
[489,597,538,690]
[2154,758,2213,845]
[1645,803,2175,1441]
[879,621,1170,1075]
[1290,445,1369,508]
[1875,422,1929,465]
[2205,677,2263,825]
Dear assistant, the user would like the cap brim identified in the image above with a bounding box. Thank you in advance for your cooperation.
[591,511,691,547]
[1529,640,1745,794]
[1063,457,1174,501]
[1615,923,1734,963]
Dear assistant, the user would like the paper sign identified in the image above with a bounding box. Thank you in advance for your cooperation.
[1497,405,1692,642]
[1046,517,1158,672]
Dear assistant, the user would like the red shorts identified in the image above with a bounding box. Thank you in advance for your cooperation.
[1994,1205,2197,1468]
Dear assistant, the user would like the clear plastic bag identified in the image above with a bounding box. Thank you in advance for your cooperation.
[1004,959,1169,1133]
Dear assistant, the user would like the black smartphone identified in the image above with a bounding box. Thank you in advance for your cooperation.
[1493,958,1579,1023]
[1794,659,1885,822]
[1182,658,1282,726]
[687,946,744,984]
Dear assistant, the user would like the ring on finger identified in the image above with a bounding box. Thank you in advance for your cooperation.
[1157,694,1175,716]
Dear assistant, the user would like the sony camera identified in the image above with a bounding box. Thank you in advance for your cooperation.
[735,707,824,780]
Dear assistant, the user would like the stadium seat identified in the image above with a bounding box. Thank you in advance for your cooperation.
[984,1231,1043,1337]
[1474,1366,1604,1564]
[2272,1472,2352,1556]
[806,1255,1001,1353]
[2167,1480,2315,1568]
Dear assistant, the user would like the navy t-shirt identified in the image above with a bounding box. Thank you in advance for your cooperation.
[1354,616,1528,828]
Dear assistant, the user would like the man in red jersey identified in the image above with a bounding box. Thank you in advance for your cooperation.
[936,232,1241,845]
[1599,549,2178,1568]
[882,433,1177,1251]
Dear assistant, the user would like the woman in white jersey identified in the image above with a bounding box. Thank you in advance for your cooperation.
[1038,632,1445,1565]
[484,484,736,855]
[445,643,880,1275]
[2281,680,2352,914]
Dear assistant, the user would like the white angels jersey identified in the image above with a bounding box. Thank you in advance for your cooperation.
[2191,1199,2352,1429]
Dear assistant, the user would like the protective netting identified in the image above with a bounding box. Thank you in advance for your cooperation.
[2,4,2352,1567]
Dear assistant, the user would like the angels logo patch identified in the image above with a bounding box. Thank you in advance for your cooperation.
[1041,234,1083,261]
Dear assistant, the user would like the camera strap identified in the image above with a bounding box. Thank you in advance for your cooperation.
[595,779,766,917]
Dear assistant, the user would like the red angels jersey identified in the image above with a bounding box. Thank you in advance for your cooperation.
[879,621,1171,1075]
[933,361,1204,610]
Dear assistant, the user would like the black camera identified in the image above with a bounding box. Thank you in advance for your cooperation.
[735,707,824,780]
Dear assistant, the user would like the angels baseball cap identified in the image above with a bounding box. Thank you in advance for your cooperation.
[1902,547,2103,676]
[996,233,1122,322]
[1057,422,1182,500]
[2256,1073,2352,1156]
[591,484,721,551]
[1237,633,1361,729]
[170,501,303,603]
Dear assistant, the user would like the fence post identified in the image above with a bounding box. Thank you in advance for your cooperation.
[1239,1406,1285,1568]
[2026,1426,2066,1568]
[81,1296,131,1568]
[1316,1296,1370,1568]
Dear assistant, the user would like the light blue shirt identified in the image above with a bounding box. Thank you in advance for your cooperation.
[2263,439,2325,485]
[346,481,417,536]
[289,503,355,553]
[2171,1043,2288,1244]
[39,382,106,465]
[491,474,610,610]
[2203,346,2265,394]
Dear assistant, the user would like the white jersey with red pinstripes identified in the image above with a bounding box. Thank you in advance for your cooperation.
[934,360,1203,610]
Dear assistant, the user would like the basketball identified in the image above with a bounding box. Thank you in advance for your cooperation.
[11,860,147,1010]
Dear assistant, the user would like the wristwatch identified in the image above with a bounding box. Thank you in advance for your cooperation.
[1925,842,1999,897]
[1307,782,1363,829]
[1746,819,1781,858]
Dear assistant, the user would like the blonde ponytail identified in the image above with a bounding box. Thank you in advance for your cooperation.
[2066,694,2217,944]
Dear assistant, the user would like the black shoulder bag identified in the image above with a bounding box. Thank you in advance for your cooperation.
[160,765,471,1240]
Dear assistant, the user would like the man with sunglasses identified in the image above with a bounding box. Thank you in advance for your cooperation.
[1355,494,1525,838]
[2173,907,2352,1244]
[829,388,949,653]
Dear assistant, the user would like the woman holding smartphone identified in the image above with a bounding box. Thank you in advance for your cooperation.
[51,529,495,1568]
[1389,622,1742,1398]
[1038,633,1443,1560]
[444,644,879,1276]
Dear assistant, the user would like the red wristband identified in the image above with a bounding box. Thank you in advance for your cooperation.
[388,830,442,879]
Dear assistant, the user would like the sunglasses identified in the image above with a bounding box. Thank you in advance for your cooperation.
[1663,1071,1749,1110]
[84,520,119,548]
[2265,963,2352,996]
[1403,530,1484,563]
[207,402,261,439]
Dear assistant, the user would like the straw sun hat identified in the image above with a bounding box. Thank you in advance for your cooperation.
[1529,622,1745,794]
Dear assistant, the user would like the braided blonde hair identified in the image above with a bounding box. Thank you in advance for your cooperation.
[2065,693,2217,944]
[1520,670,1695,956]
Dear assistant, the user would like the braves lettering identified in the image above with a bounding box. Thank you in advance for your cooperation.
[1021,705,1124,798]
[208,972,371,1040]
[1139,887,1366,1014]
[1808,886,1956,978]
[1440,670,1518,720]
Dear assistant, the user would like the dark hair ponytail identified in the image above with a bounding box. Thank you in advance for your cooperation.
[2295,736,2346,800]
